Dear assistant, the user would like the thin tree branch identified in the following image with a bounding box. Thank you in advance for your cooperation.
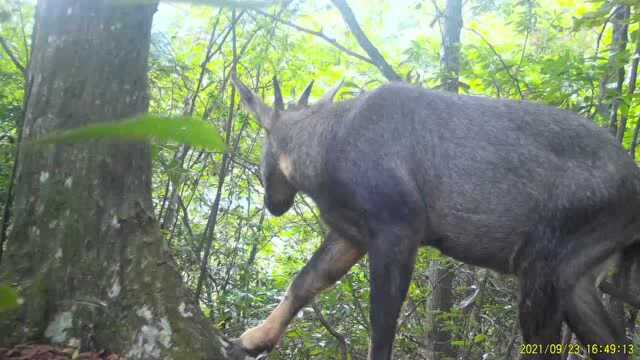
[429,0,444,28]
[195,9,241,299]
[16,0,30,67]
[585,10,615,119]
[194,2,266,297]
[312,303,349,360]
[596,5,625,121]
[330,0,401,81]
[189,8,225,115]
[0,35,25,74]
[177,195,194,239]
[252,8,373,65]
[516,0,533,76]
[467,27,524,99]
[594,6,617,63]
[159,10,230,232]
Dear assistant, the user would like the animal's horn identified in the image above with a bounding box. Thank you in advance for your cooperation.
[298,80,315,106]
[319,80,344,104]
[273,76,284,111]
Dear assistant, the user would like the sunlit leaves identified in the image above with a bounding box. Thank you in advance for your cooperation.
[114,0,276,7]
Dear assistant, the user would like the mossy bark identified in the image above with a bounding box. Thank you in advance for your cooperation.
[0,1,250,359]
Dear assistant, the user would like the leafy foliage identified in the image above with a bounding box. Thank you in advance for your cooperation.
[114,0,276,8]
[1,0,639,358]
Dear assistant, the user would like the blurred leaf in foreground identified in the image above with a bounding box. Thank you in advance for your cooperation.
[0,285,19,312]
[33,115,226,152]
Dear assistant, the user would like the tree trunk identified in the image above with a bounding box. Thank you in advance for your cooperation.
[602,4,631,334]
[425,1,462,359]
[441,0,462,93]
[0,1,248,358]
[616,15,639,144]
[426,262,456,360]
[601,5,630,132]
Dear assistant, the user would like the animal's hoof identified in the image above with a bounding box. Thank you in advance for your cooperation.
[231,338,271,359]
[236,323,280,357]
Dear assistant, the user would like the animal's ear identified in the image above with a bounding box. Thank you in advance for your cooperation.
[318,80,344,105]
[297,80,314,106]
[231,72,274,130]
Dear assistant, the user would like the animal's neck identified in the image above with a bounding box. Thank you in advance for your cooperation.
[274,103,347,194]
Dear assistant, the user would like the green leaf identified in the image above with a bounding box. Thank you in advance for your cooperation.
[451,340,466,348]
[32,115,226,152]
[0,285,19,312]
[474,334,488,344]
[113,0,276,7]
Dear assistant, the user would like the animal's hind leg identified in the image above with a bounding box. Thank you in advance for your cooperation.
[563,268,628,360]
[238,230,365,355]
[518,268,564,360]
[556,223,631,359]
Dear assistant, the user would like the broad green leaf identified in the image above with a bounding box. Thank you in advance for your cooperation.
[0,285,19,312]
[33,115,226,152]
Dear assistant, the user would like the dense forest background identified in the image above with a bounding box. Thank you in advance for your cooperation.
[0,0,639,359]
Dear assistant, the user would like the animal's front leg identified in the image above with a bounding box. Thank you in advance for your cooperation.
[239,230,365,355]
[367,225,419,360]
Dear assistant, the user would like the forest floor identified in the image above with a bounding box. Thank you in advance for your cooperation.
[0,344,124,360]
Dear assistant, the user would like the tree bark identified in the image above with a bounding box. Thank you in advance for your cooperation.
[601,5,630,132]
[425,1,461,359]
[0,1,248,358]
[616,20,638,144]
[602,4,631,333]
[631,113,640,159]
[441,0,462,93]
[426,262,456,360]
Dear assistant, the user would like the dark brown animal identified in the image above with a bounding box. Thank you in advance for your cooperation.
[232,74,640,360]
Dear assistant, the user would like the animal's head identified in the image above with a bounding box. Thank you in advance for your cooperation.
[231,72,341,216]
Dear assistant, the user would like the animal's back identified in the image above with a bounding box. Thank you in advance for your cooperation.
[328,83,640,272]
